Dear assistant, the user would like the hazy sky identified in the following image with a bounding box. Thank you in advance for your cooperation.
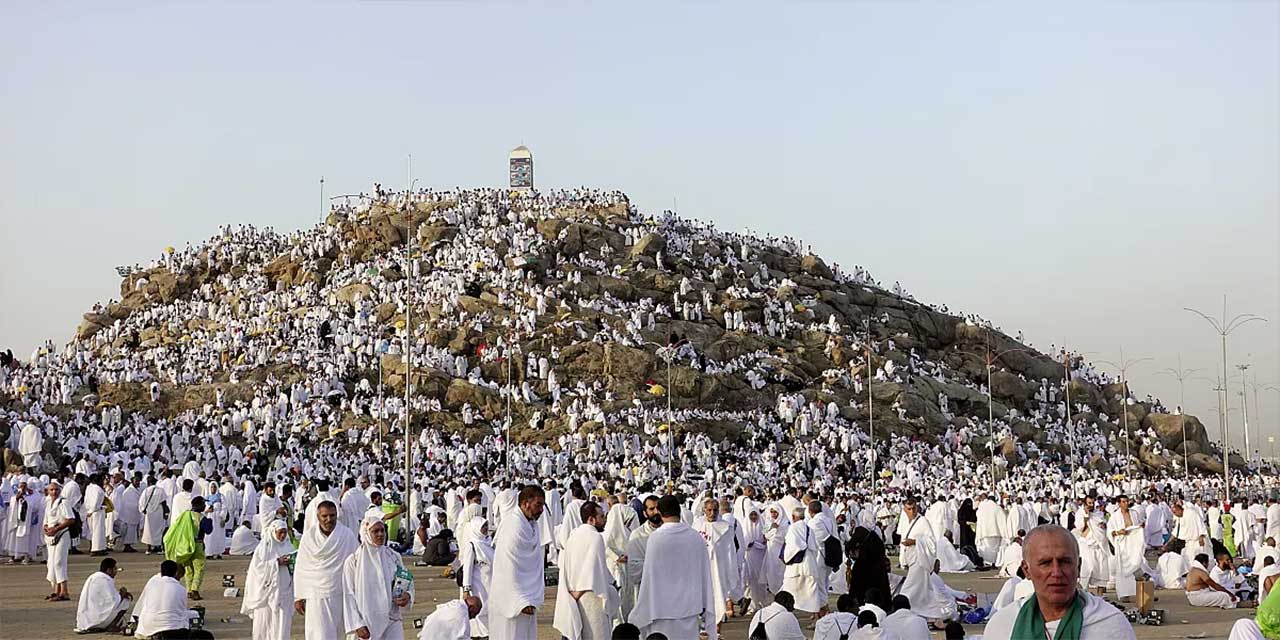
[2,2,1277,450]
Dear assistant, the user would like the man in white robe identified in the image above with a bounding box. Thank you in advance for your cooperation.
[18,422,42,471]
[693,497,740,623]
[974,495,1005,565]
[602,495,638,614]
[229,521,258,555]
[982,525,1136,640]
[139,478,168,553]
[75,557,132,633]
[1155,540,1189,589]
[343,515,414,640]
[553,502,620,640]
[747,591,806,640]
[44,481,75,600]
[418,597,482,640]
[936,530,974,573]
[118,475,142,552]
[1108,495,1148,598]
[782,506,825,616]
[630,495,718,639]
[1170,501,1210,566]
[293,500,359,640]
[84,475,109,555]
[1185,553,1238,609]
[5,479,38,563]
[896,498,939,621]
[134,561,198,637]
[623,496,661,622]
[489,485,546,640]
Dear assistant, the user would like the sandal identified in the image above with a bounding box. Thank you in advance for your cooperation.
[51,595,70,602]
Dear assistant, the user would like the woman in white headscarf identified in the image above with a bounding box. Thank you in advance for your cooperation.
[343,513,414,639]
[741,505,770,612]
[242,519,295,640]
[763,502,790,596]
[458,516,494,638]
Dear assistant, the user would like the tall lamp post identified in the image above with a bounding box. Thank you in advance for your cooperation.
[864,318,876,494]
[1185,297,1267,503]
[1097,348,1153,477]
[401,205,419,538]
[1157,356,1202,482]
[965,336,1033,489]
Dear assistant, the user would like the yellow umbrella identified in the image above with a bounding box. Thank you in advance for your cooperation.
[648,384,666,396]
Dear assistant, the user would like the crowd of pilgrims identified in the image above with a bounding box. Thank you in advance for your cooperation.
[0,185,1277,638]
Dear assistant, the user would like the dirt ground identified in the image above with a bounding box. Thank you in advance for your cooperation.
[0,551,1259,639]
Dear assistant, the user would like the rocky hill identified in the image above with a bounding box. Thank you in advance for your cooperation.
[30,189,1231,477]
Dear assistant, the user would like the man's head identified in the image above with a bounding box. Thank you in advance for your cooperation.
[892,594,911,612]
[790,506,805,523]
[182,479,194,493]
[836,593,856,613]
[1216,552,1232,570]
[857,610,878,628]
[582,502,604,532]
[1021,525,1080,610]
[160,560,178,578]
[657,495,681,522]
[643,496,661,526]
[612,622,641,639]
[264,482,276,496]
[464,595,483,619]
[100,557,118,577]
[1118,495,1130,511]
[466,489,483,504]
[702,498,719,521]
[903,498,918,519]
[808,500,823,516]
[518,484,546,522]
[774,590,795,612]
[316,500,338,535]
[370,491,384,506]
[47,482,61,498]
[191,496,207,513]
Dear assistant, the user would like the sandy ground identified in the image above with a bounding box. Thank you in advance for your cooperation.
[0,550,1259,639]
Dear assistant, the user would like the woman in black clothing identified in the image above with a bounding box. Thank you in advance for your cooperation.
[845,525,891,611]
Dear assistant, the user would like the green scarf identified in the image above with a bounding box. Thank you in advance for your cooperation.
[1011,591,1086,640]
[1256,577,1280,639]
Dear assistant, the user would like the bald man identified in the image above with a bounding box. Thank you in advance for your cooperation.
[982,525,1136,640]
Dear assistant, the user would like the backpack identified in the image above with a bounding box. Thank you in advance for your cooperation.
[783,528,808,565]
[834,617,853,640]
[750,612,778,640]
[823,534,844,571]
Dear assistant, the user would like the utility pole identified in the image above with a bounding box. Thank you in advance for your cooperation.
[1185,296,1267,503]
[1237,363,1252,467]
[866,318,875,494]
[1098,348,1153,477]
[402,207,416,538]
[1157,356,1201,483]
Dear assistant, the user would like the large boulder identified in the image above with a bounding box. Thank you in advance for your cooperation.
[336,283,373,305]
[630,232,666,258]
[800,254,833,280]
[1144,413,1212,457]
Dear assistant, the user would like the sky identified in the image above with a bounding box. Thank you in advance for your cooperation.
[2,2,1277,451]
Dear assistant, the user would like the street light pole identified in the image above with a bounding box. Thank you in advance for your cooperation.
[1098,348,1153,478]
[1185,296,1267,503]
[1157,356,1201,482]
[402,206,417,538]
[1237,364,1252,467]
[865,318,876,495]
[965,335,1032,490]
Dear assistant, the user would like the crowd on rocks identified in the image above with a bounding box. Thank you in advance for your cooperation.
[1,185,1277,639]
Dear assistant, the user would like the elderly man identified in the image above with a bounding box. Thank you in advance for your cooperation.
[982,525,1135,639]
[418,596,483,640]
[75,557,132,633]
[294,500,359,640]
